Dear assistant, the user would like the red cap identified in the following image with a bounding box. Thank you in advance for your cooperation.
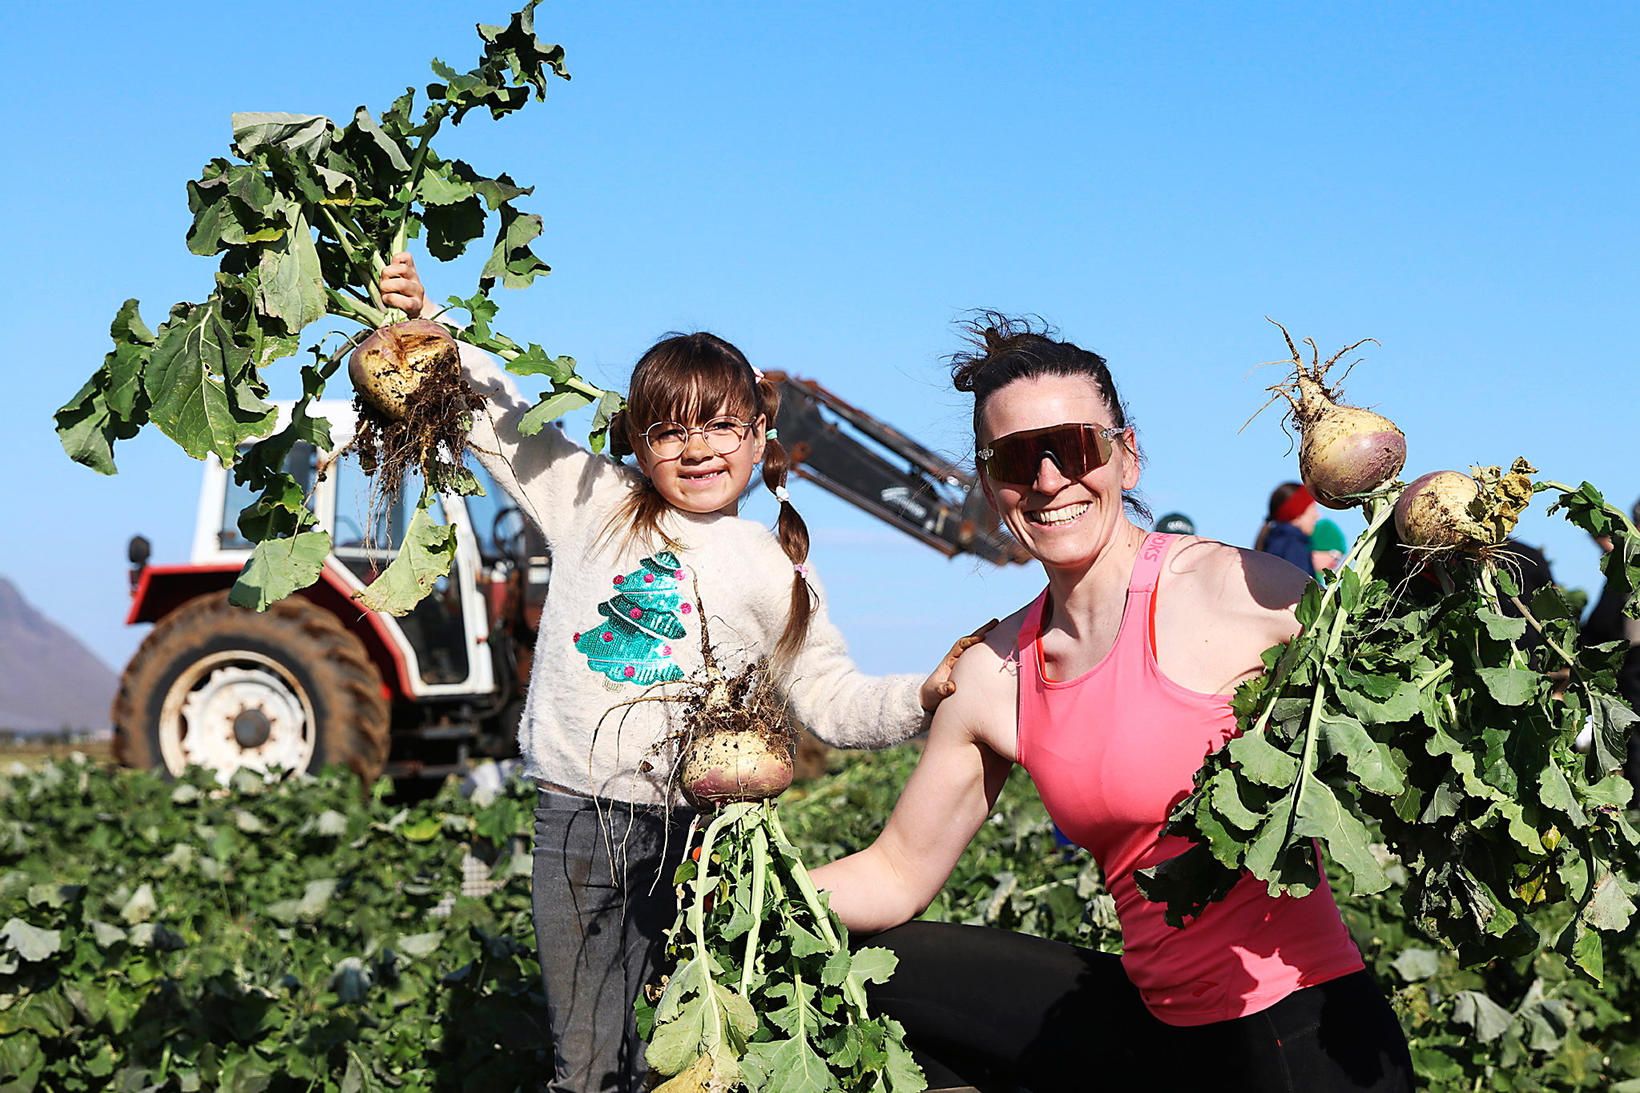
[1274,484,1315,524]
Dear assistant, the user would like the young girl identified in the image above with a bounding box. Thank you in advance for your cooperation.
[379,255,979,1093]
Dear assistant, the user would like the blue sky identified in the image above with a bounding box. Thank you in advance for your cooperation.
[2,2,1635,681]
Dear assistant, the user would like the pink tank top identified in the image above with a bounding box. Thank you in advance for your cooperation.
[1016,533,1363,1026]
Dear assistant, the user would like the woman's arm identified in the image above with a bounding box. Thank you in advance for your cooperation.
[808,653,1014,933]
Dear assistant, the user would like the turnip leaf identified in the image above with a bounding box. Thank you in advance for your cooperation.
[354,504,457,616]
[229,531,330,611]
[148,300,275,463]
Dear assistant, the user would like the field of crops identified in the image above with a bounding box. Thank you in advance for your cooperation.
[1,751,1638,1091]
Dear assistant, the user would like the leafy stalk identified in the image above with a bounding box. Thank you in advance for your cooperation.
[55,3,616,614]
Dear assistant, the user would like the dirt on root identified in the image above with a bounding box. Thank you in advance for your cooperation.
[352,359,486,517]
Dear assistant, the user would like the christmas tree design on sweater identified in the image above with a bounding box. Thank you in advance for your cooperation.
[573,551,691,685]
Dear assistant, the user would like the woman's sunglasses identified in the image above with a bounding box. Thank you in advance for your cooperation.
[977,423,1127,485]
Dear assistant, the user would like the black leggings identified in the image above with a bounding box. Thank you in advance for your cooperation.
[865,922,1414,1093]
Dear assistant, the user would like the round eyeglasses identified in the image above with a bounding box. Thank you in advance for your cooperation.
[642,417,757,459]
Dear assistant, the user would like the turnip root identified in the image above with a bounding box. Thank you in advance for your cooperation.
[1395,470,1486,550]
[348,319,461,419]
[1394,458,1537,554]
[347,320,485,514]
[681,728,794,808]
[1257,319,1406,509]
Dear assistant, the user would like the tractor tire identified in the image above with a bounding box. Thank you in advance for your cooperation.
[113,592,390,782]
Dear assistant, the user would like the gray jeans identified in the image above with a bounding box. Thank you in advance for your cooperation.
[532,790,691,1093]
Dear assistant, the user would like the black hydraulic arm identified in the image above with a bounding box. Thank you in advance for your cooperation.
[765,372,1030,568]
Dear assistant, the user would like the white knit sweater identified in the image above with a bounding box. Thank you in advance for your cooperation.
[458,345,929,805]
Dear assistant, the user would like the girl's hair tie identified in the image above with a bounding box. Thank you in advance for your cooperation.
[794,563,809,578]
[774,485,791,503]
[764,428,779,441]
[751,365,766,380]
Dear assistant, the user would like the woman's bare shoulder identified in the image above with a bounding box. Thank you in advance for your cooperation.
[942,600,1033,748]
[1163,536,1309,639]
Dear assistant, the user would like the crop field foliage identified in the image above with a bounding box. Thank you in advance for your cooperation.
[2,753,1638,1092]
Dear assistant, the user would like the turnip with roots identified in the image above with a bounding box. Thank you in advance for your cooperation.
[55,2,615,616]
[609,589,924,1091]
[1251,318,1407,508]
[1139,320,1640,986]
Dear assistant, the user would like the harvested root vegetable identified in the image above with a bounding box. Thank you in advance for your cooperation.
[1394,458,1538,554]
[348,318,485,519]
[1255,319,1406,508]
[1143,339,1640,984]
[1394,470,1485,549]
[348,319,462,419]
[681,728,794,809]
[613,586,924,1090]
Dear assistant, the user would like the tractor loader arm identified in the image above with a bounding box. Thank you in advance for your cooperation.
[764,372,1029,567]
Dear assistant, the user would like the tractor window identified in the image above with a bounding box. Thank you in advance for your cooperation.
[218,444,317,551]
[463,463,547,565]
[331,453,470,686]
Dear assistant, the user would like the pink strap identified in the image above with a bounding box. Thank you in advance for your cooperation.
[1128,533,1173,596]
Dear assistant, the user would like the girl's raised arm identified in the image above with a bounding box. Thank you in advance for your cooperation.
[378,253,633,542]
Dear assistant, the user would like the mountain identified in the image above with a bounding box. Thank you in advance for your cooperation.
[0,577,118,734]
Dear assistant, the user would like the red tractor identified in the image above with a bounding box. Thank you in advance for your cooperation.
[114,374,1026,784]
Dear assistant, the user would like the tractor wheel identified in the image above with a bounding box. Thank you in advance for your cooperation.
[114,592,390,782]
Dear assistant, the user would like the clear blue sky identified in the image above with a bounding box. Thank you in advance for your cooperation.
[2,2,1636,681]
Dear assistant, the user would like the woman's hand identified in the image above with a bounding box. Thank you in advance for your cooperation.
[380,252,426,319]
[919,618,999,711]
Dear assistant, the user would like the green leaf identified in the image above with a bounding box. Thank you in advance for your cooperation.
[55,300,156,474]
[1336,679,1423,725]
[1225,731,1299,788]
[148,300,276,463]
[354,503,458,616]
[480,203,551,289]
[1475,666,1539,707]
[423,195,487,261]
[1315,711,1404,795]
[1588,692,1640,778]
[1,918,62,962]
[1390,947,1442,982]
[1581,870,1636,932]
[232,112,333,160]
[1291,775,1390,894]
[518,388,593,436]
[847,946,898,986]
[257,211,327,332]
[1476,607,1528,643]
[1451,990,1515,1043]
[740,1033,836,1093]
[1538,763,1587,827]
[230,531,331,611]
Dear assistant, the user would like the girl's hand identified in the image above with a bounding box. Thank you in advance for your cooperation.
[380,252,426,319]
[919,618,999,711]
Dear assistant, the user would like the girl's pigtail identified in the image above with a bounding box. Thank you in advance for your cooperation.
[757,378,815,671]
[606,409,634,459]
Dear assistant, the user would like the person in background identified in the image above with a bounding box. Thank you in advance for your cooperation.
[1581,497,1640,784]
[1254,482,1320,576]
[1154,512,1196,536]
[1311,517,1349,573]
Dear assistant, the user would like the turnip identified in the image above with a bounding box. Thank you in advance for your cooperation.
[348,319,462,419]
[1139,319,1640,983]
[1394,470,1486,550]
[615,587,923,1090]
[55,4,610,616]
[1255,319,1406,508]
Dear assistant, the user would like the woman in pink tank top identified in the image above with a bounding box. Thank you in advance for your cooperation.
[812,316,1412,1091]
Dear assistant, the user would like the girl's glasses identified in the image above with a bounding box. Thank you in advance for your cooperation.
[642,417,757,459]
[977,423,1126,485]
